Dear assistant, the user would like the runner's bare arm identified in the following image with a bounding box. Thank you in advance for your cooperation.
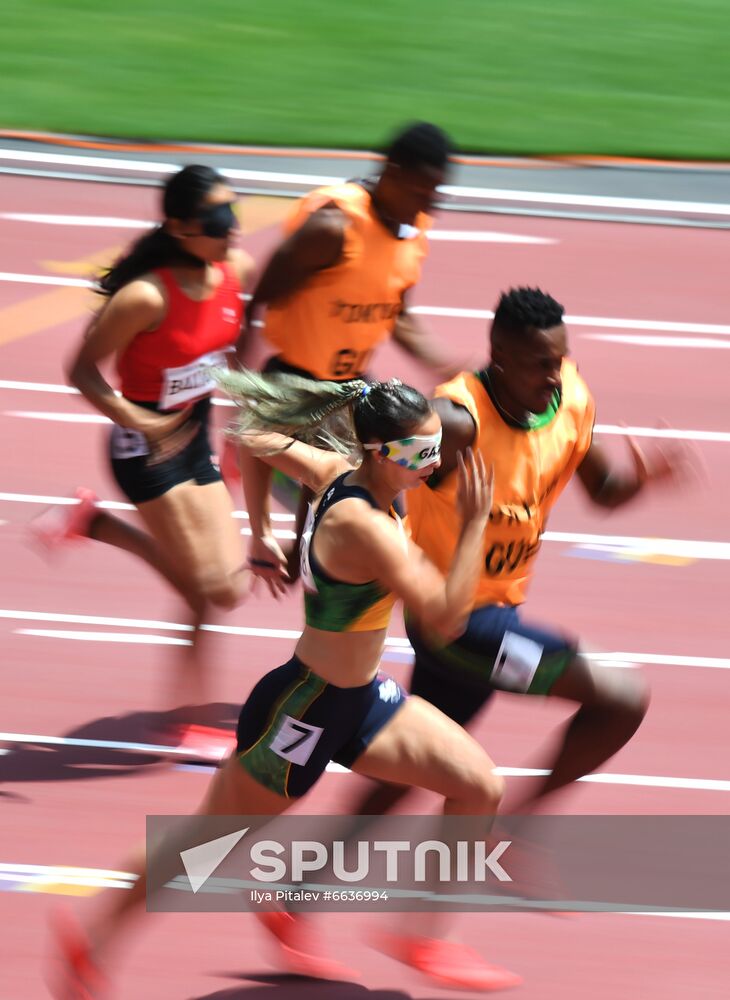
[239,431,354,496]
[577,434,692,508]
[392,294,465,379]
[243,206,346,326]
[67,279,189,438]
[341,450,491,639]
[428,398,477,484]
[227,247,256,291]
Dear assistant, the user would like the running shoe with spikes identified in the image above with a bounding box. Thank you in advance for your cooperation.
[373,932,522,992]
[255,910,360,982]
[171,723,235,763]
[30,488,99,551]
[49,909,107,1000]
[219,439,241,488]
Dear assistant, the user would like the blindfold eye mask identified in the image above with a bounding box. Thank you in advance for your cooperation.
[196,200,238,237]
[363,429,442,471]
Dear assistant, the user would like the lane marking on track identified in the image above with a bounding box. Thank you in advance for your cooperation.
[3,396,729,442]
[0,245,123,349]
[0,731,727,791]
[584,333,730,349]
[6,411,108,423]
[2,279,730,336]
[3,491,729,560]
[0,272,92,288]
[2,859,730,919]
[411,305,730,336]
[0,491,291,520]
[1,608,729,671]
[0,215,556,246]
[3,148,730,217]
[1,213,152,228]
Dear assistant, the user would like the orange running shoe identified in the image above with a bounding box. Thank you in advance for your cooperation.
[255,910,360,982]
[49,908,107,999]
[374,933,522,992]
[31,487,99,550]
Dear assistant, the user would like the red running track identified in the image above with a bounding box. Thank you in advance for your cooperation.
[0,173,728,998]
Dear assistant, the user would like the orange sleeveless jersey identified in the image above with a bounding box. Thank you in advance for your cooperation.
[262,183,430,380]
[407,361,595,606]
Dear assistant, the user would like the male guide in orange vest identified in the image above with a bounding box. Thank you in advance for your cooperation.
[359,287,688,819]
[241,122,457,383]
[408,359,594,607]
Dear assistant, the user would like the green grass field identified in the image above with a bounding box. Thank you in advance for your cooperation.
[4,0,729,158]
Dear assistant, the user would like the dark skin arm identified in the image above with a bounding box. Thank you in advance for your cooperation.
[576,433,691,508]
[429,398,477,484]
[237,204,345,360]
[433,399,692,509]
[392,302,467,380]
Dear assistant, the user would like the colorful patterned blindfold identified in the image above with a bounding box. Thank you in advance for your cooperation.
[363,429,442,471]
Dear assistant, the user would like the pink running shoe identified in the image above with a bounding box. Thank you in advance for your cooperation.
[255,910,360,982]
[374,933,522,991]
[219,439,241,488]
[48,908,107,999]
[31,488,99,551]
[169,723,235,763]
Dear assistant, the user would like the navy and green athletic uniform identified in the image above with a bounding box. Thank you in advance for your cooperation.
[236,473,407,797]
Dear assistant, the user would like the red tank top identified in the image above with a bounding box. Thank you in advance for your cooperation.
[117,262,243,409]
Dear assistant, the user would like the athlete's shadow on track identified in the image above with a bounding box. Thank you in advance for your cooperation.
[195,975,447,1000]
[0,704,238,790]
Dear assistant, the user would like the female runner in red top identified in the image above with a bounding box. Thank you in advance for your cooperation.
[40,164,253,748]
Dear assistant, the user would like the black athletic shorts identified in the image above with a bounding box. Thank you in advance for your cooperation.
[108,396,222,505]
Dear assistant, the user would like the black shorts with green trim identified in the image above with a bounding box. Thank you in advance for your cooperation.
[406,604,577,728]
[235,656,407,798]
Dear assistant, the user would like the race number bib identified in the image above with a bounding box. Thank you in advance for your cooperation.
[491,631,544,692]
[158,347,233,410]
[270,715,324,766]
[110,424,149,459]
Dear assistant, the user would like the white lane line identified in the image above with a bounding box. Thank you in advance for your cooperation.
[1,608,728,670]
[1,273,730,338]
[439,182,730,217]
[1,491,728,559]
[584,334,730,349]
[427,230,555,244]
[3,148,730,217]
[0,491,135,510]
[411,305,730,336]
[12,629,730,671]
[17,629,192,646]
[0,380,78,394]
[6,411,109,423]
[543,532,730,562]
[594,425,730,444]
[0,215,554,245]
[0,491,290,522]
[0,213,153,228]
[0,730,727,792]
[0,271,93,288]
[1,860,728,919]
[1,391,728,443]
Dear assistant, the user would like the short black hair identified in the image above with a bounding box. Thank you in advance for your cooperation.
[384,121,452,173]
[492,287,565,338]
